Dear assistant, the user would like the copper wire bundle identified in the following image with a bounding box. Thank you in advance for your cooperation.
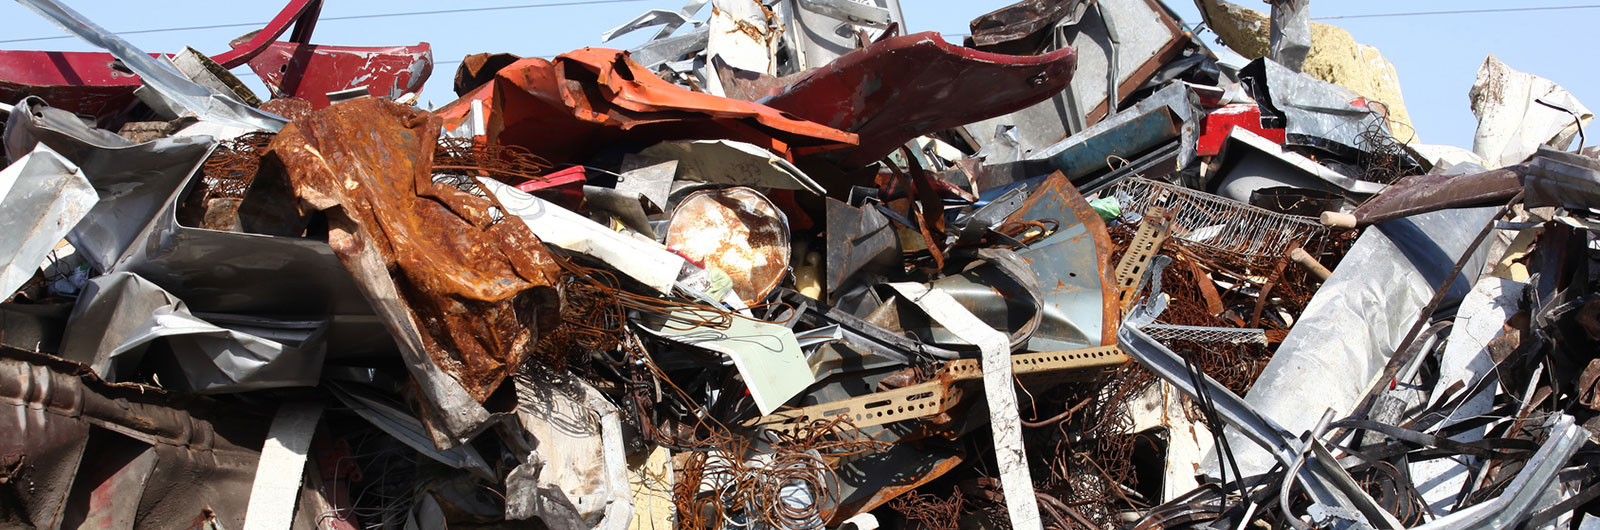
[199,132,277,200]
[674,416,886,530]
[432,136,554,184]
[889,487,965,530]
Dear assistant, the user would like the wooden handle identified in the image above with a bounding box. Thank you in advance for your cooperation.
[1290,248,1332,281]
[1320,211,1357,228]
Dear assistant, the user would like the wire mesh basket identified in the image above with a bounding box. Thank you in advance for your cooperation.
[1141,323,1269,346]
[1112,177,1326,265]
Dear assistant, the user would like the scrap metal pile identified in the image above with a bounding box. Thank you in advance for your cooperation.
[2,0,1598,528]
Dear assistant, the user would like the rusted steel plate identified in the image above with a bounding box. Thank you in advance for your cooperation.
[763,32,1076,168]
[268,98,560,404]
[1001,171,1121,348]
[665,187,790,304]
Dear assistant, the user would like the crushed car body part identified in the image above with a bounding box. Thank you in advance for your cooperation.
[242,41,433,108]
[764,31,1077,168]
[434,49,857,165]
[887,281,1042,530]
[0,346,270,529]
[269,98,561,445]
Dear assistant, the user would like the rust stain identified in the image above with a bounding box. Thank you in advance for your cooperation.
[269,98,560,402]
[665,187,789,304]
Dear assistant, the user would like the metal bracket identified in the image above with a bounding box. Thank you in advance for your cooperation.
[1114,208,1170,311]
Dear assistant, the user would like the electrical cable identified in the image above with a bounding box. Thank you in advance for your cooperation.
[1312,4,1600,20]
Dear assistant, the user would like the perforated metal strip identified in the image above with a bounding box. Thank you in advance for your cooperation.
[1115,210,1170,311]
[753,345,1126,434]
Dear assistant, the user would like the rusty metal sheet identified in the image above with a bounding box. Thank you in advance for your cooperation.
[453,52,521,97]
[968,0,1086,49]
[1346,167,1522,227]
[665,187,790,304]
[433,50,857,166]
[245,42,433,108]
[268,98,561,444]
[0,346,267,530]
[763,32,1076,168]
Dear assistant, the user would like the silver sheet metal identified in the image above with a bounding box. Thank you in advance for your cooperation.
[1212,206,1498,479]
[5,97,212,274]
[0,144,96,299]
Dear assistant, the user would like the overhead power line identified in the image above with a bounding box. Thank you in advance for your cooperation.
[0,0,649,44]
[1312,4,1600,20]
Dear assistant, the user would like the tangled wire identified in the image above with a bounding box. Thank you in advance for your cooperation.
[674,416,887,530]
[1355,118,1413,185]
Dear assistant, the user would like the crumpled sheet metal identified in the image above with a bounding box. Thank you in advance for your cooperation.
[922,172,1118,351]
[244,41,433,108]
[639,139,827,195]
[968,0,1085,49]
[434,49,856,165]
[0,346,269,530]
[1241,57,1402,160]
[1523,146,1600,212]
[4,97,213,273]
[1346,162,1518,227]
[1470,55,1593,169]
[60,272,327,393]
[1205,206,1498,479]
[1027,82,1200,184]
[0,144,96,300]
[505,371,633,530]
[763,31,1076,168]
[269,98,560,445]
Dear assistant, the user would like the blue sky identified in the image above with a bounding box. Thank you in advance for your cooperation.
[3,1,1593,150]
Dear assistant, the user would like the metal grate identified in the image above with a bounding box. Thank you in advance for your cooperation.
[1113,177,1326,264]
[1141,324,1269,345]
